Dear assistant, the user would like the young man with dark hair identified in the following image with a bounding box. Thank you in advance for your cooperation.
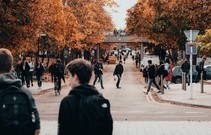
[145,60,161,94]
[58,58,113,135]
[0,48,40,135]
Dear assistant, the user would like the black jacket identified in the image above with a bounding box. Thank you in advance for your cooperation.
[181,61,190,73]
[35,64,44,76]
[113,64,124,76]
[94,62,103,75]
[147,64,156,79]
[0,73,40,131]
[58,84,100,135]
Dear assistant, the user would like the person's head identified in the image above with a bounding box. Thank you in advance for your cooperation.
[148,60,152,65]
[119,60,123,64]
[56,59,61,63]
[0,48,14,74]
[203,57,207,61]
[66,59,92,87]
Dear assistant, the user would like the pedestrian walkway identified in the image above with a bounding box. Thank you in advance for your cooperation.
[32,58,211,135]
[40,120,211,135]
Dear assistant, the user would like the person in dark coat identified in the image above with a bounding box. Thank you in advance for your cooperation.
[0,48,40,135]
[113,60,124,89]
[93,59,104,89]
[35,60,44,89]
[58,58,113,135]
[196,57,207,82]
[48,62,55,82]
[181,58,190,85]
[19,58,30,88]
[52,59,65,90]
[145,60,160,94]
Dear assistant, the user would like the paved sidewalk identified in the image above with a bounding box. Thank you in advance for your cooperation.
[152,82,211,108]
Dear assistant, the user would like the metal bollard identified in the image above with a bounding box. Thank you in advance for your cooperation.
[161,75,164,94]
[184,73,186,91]
[201,73,204,93]
[182,72,184,90]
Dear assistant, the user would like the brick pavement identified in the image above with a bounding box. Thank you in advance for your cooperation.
[40,121,211,135]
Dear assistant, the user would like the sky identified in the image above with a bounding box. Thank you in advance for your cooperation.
[106,0,137,30]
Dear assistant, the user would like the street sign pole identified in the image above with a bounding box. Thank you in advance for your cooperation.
[190,30,193,99]
[184,30,199,99]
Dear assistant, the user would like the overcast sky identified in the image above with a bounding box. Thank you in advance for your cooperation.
[106,0,137,30]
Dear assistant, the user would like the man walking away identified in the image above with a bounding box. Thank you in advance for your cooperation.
[28,58,35,87]
[35,60,45,89]
[145,60,161,94]
[20,58,30,88]
[0,48,40,135]
[196,57,206,82]
[52,59,64,91]
[181,58,190,85]
[93,59,104,89]
[58,58,113,135]
[113,60,124,89]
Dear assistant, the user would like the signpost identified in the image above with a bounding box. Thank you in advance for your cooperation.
[183,30,199,99]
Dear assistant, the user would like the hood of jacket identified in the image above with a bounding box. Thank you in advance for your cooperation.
[0,73,22,88]
[69,83,99,96]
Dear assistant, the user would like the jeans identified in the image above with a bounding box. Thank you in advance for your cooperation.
[116,74,121,87]
[93,74,104,88]
[36,75,42,87]
[147,78,160,93]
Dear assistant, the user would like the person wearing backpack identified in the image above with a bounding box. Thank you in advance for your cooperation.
[58,58,113,135]
[52,59,65,90]
[195,57,207,83]
[0,48,40,135]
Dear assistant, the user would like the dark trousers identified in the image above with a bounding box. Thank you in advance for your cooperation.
[147,78,160,93]
[21,73,29,87]
[93,74,104,88]
[36,75,42,87]
[54,76,61,90]
[28,71,33,85]
[116,74,121,87]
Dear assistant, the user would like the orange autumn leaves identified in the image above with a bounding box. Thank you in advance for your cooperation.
[0,0,117,53]
[126,0,211,49]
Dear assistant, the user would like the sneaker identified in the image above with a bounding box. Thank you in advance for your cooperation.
[117,87,121,89]
[157,91,161,93]
[144,92,148,95]
[31,84,33,87]
[102,87,104,89]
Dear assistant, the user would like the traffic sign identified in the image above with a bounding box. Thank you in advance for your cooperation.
[183,30,199,42]
[186,43,197,55]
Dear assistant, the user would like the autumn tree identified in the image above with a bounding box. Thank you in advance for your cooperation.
[126,0,211,50]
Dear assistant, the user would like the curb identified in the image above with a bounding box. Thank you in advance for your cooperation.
[150,92,211,109]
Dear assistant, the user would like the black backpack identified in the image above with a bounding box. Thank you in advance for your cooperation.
[0,85,35,135]
[72,92,113,135]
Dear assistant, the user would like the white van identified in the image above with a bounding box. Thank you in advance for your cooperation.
[140,55,160,71]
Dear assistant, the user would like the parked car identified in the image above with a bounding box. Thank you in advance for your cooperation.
[171,65,211,83]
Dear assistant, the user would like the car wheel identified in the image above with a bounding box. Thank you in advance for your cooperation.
[175,77,182,84]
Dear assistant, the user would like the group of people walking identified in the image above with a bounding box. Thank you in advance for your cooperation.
[143,58,173,94]
[15,58,44,89]
[0,48,114,135]
[93,59,124,89]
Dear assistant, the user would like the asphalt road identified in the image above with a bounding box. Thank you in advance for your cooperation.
[35,58,211,121]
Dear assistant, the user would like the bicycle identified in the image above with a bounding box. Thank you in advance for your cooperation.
[54,76,60,96]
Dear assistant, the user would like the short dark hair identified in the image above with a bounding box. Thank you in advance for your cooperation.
[148,60,152,64]
[0,48,13,73]
[66,59,92,84]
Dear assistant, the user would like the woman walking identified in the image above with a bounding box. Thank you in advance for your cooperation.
[35,61,44,89]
